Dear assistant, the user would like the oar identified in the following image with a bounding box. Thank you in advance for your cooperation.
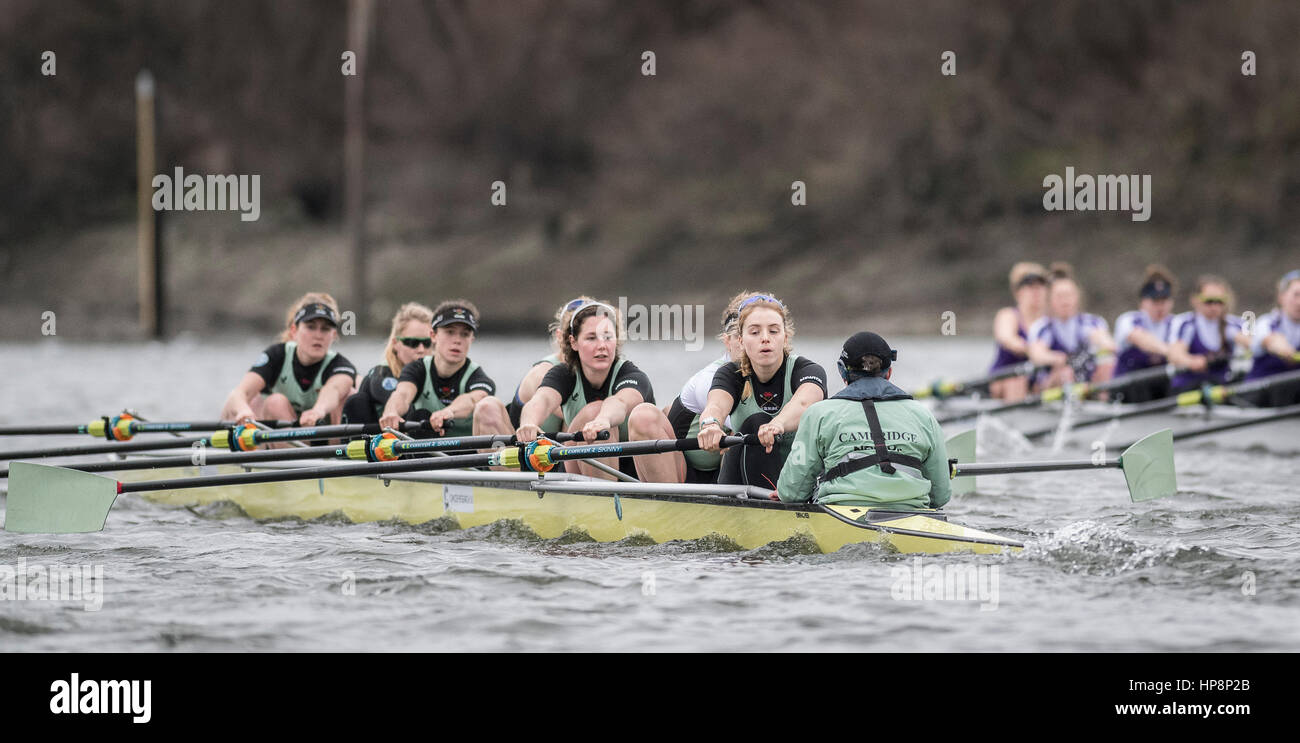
[1109,403,1300,450]
[912,361,1041,400]
[1020,367,1300,441]
[0,416,296,440]
[3,435,755,534]
[0,431,602,479]
[0,420,440,462]
[935,364,1175,425]
[949,429,1175,502]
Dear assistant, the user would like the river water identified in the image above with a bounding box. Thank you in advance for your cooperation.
[1,336,1296,651]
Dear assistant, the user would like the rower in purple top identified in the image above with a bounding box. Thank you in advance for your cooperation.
[1026,263,1117,393]
[1243,269,1300,407]
[1111,265,1177,402]
[988,262,1048,402]
[1166,275,1244,394]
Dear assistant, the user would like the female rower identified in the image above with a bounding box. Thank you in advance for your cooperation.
[495,297,594,436]
[1243,269,1300,406]
[220,292,357,426]
[1026,264,1117,391]
[988,262,1048,402]
[1111,265,1177,402]
[341,302,434,424]
[627,300,744,484]
[697,292,827,488]
[1166,276,1244,394]
[378,300,497,437]
[514,299,656,479]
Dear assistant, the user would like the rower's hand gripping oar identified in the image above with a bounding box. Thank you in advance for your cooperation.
[2,434,754,534]
[949,429,1176,503]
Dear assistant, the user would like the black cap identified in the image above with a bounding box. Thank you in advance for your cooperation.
[292,302,339,327]
[840,331,897,370]
[432,306,478,331]
[1140,279,1173,300]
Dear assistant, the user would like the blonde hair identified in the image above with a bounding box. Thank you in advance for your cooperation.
[1008,262,1048,294]
[730,290,794,401]
[560,298,624,370]
[384,302,434,375]
[279,292,340,342]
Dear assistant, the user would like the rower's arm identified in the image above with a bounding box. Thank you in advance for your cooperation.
[775,411,822,503]
[1262,332,1298,359]
[1027,339,1066,367]
[992,308,1028,355]
[308,373,355,418]
[519,386,563,429]
[380,381,419,422]
[1125,327,1169,358]
[1088,326,1118,354]
[222,372,267,420]
[700,389,734,427]
[1165,339,1201,371]
[770,382,825,432]
[597,387,645,428]
[439,390,489,420]
[515,361,553,405]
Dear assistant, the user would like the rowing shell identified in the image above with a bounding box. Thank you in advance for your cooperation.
[104,462,1023,555]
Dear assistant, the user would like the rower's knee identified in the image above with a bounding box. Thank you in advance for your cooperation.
[627,402,666,439]
[473,397,508,428]
[263,394,295,419]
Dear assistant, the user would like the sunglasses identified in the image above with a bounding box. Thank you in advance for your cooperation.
[1015,274,1048,289]
[1197,296,1227,305]
[568,302,620,334]
[396,336,433,349]
[563,298,586,312]
[736,294,785,311]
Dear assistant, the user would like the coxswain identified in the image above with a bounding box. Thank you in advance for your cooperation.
[514,299,656,479]
[341,302,434,424]
[378,300,496,438]
[220,292,357,427]
[988,262,1048,401]
[774,332,950,510]
[1111,265,1177,402]
[696,292,827,488]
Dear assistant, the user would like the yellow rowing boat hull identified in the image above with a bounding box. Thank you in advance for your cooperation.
[117,466,1023,555]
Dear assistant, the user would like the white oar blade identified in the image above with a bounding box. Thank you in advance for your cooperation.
[4,462,119,533]
[946,430,976,497]
[1119,429,1177,502]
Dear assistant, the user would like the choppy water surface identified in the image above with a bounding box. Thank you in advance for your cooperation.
[1,337,1297,651]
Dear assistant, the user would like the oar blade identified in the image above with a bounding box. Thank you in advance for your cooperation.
[4,462,119,533]
[1119,429,1177,502]
[946,430,976,497]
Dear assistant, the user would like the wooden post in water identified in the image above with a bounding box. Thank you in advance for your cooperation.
[346,0,374,331]
[135,69,161,338]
